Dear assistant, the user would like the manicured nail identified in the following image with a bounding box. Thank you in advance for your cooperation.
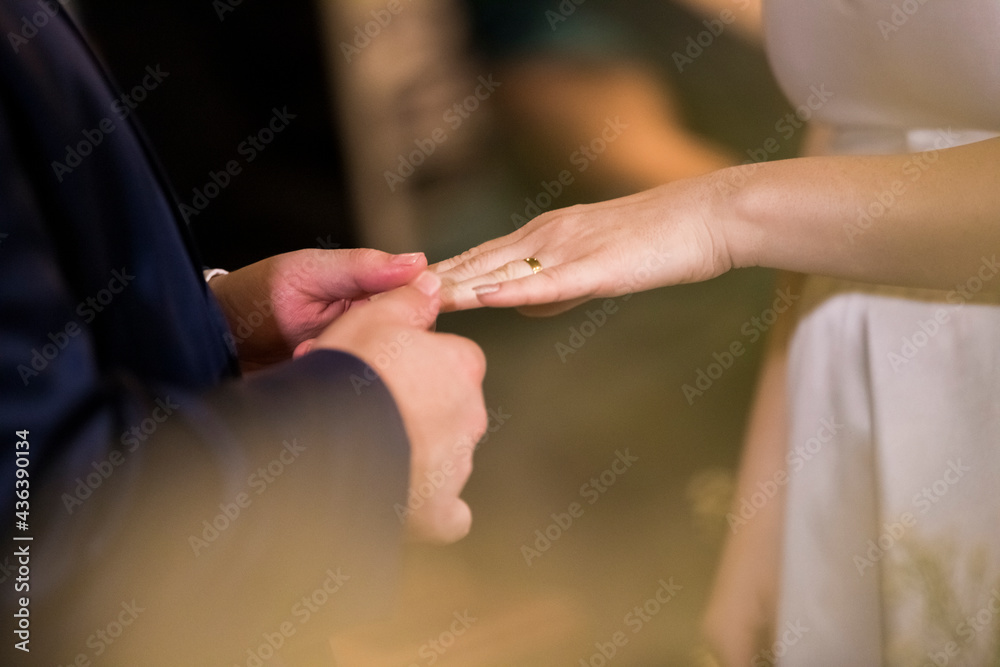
[414,271,441,296]
[393,252,424,265]
[473,284,500,296]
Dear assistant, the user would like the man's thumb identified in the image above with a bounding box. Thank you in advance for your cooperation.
[368,271,441,330]
[412,271,442,298]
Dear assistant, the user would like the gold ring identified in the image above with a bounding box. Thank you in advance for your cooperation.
[524,257,543,274]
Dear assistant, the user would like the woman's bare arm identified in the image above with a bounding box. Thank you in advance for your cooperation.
[436,137,1000,311]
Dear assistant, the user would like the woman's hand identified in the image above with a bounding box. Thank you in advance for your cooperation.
[434,177,737,316]
[438,136,1000,315]
[210,248,427,369]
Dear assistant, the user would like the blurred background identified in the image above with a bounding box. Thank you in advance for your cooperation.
[78,0,802,663]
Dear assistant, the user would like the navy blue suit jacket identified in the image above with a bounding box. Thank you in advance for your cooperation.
[0,2,408,663]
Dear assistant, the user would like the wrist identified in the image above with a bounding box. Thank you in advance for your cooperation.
[207,271,260,361]
[708,162,771,271]
[207,271,239,326]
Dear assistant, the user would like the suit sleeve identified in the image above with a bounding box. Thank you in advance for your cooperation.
[0,91,410,667]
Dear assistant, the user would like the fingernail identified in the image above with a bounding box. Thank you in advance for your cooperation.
[473,284,500,296]
[294,340,314,359]
[393,252,424,265]
[414,271,441,296]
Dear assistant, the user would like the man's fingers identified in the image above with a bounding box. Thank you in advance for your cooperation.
[351,249,427,294]
[441,333,489,389]
[295,248,427,300]
[292,339,315,358]
[407,498,473,544]
[361,271,442,330]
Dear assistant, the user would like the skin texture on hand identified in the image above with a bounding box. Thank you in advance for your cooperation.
[209,248,427,370]
[302,271,488,544]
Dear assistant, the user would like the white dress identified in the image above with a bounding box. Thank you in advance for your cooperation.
[764,2,1000,665]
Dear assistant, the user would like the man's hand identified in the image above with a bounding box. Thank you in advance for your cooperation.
[303,271,487,543]
[209,249,427,370]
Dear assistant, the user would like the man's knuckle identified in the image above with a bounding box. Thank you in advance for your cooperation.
[456,339,487,376]
[471,405,488,441]
[346,246,374,263]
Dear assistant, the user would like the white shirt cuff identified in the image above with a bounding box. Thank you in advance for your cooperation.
[202,268,229,282]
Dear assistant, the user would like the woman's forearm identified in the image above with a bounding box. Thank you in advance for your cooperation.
[435,137,1000,312]
[720,136,1000,293]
